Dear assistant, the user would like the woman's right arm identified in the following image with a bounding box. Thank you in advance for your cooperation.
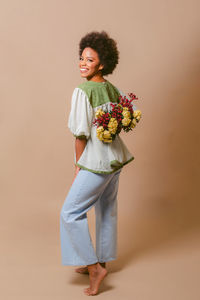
[68,88,93,182]
[73,137,87,178]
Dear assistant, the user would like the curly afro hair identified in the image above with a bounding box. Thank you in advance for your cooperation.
[79,31,119,76]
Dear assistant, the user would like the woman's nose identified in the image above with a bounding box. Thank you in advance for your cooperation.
[81,60,86,66]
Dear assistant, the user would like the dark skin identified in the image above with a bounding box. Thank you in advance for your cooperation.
[73,138,87,181]
[73,46,106,182]
[72,47,108,296]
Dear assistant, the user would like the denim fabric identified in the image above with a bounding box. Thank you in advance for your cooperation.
[60,168,122,266]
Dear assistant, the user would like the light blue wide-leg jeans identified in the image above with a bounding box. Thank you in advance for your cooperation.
[60,168,121,266]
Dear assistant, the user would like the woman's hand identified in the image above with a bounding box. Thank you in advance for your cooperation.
[72,166,80,185]
[74,166,81,177]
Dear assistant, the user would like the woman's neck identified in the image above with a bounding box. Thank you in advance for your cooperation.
[86,74,106,83]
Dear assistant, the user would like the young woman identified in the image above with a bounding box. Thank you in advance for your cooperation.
[60,31,138,296]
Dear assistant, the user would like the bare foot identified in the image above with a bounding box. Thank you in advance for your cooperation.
[83,263,108,296]
[75,262,106,275]
[75,266,89,274]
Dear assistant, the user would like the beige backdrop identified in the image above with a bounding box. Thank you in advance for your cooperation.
[1,0,200,299]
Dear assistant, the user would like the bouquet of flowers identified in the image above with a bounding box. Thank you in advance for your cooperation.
[93,93,142,143]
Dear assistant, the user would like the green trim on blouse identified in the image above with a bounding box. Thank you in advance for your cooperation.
[75,156,134,174]
[73,134,87,139]
[77,80,120,108]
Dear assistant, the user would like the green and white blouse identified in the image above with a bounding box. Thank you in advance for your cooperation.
[68,80,137,174]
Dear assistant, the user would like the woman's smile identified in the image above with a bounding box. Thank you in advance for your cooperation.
[79,47,104,81]
[80,68,89,73]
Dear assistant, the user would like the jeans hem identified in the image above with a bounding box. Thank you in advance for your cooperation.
[61,259,99,266]
[61,257,117,266]
[98,257,117,263]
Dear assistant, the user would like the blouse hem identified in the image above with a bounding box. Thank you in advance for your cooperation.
[75,156,134,174]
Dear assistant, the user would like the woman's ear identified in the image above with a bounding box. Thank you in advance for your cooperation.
[99,64,104,71]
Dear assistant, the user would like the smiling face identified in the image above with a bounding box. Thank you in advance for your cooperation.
[79,47,104,81]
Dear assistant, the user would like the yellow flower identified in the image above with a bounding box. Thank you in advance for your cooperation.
[122,107,131,118]
[103,130,112,143]
[103,139,113,143]
[133,110,142,122]
[131,118,137,128]
[122,117,131,126]
[108,118,118,134]
[95,108,105,118]
[136,116,141,121]
[103,130,111,139]
[96,126,104,141]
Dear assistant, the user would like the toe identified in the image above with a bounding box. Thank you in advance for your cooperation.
[75,268,82,273]
[75,267,88,274]
[84,287,90,295]
[84,287,98,296]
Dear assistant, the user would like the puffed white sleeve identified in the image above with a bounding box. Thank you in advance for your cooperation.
[117,88,138,111]
[67,87,93,139]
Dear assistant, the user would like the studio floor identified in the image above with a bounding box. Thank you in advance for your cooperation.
[1,200,200,300]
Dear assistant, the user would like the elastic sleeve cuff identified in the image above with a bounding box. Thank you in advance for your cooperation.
[73,134,87,140]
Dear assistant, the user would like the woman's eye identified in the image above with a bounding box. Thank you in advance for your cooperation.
[79,57,93,62]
